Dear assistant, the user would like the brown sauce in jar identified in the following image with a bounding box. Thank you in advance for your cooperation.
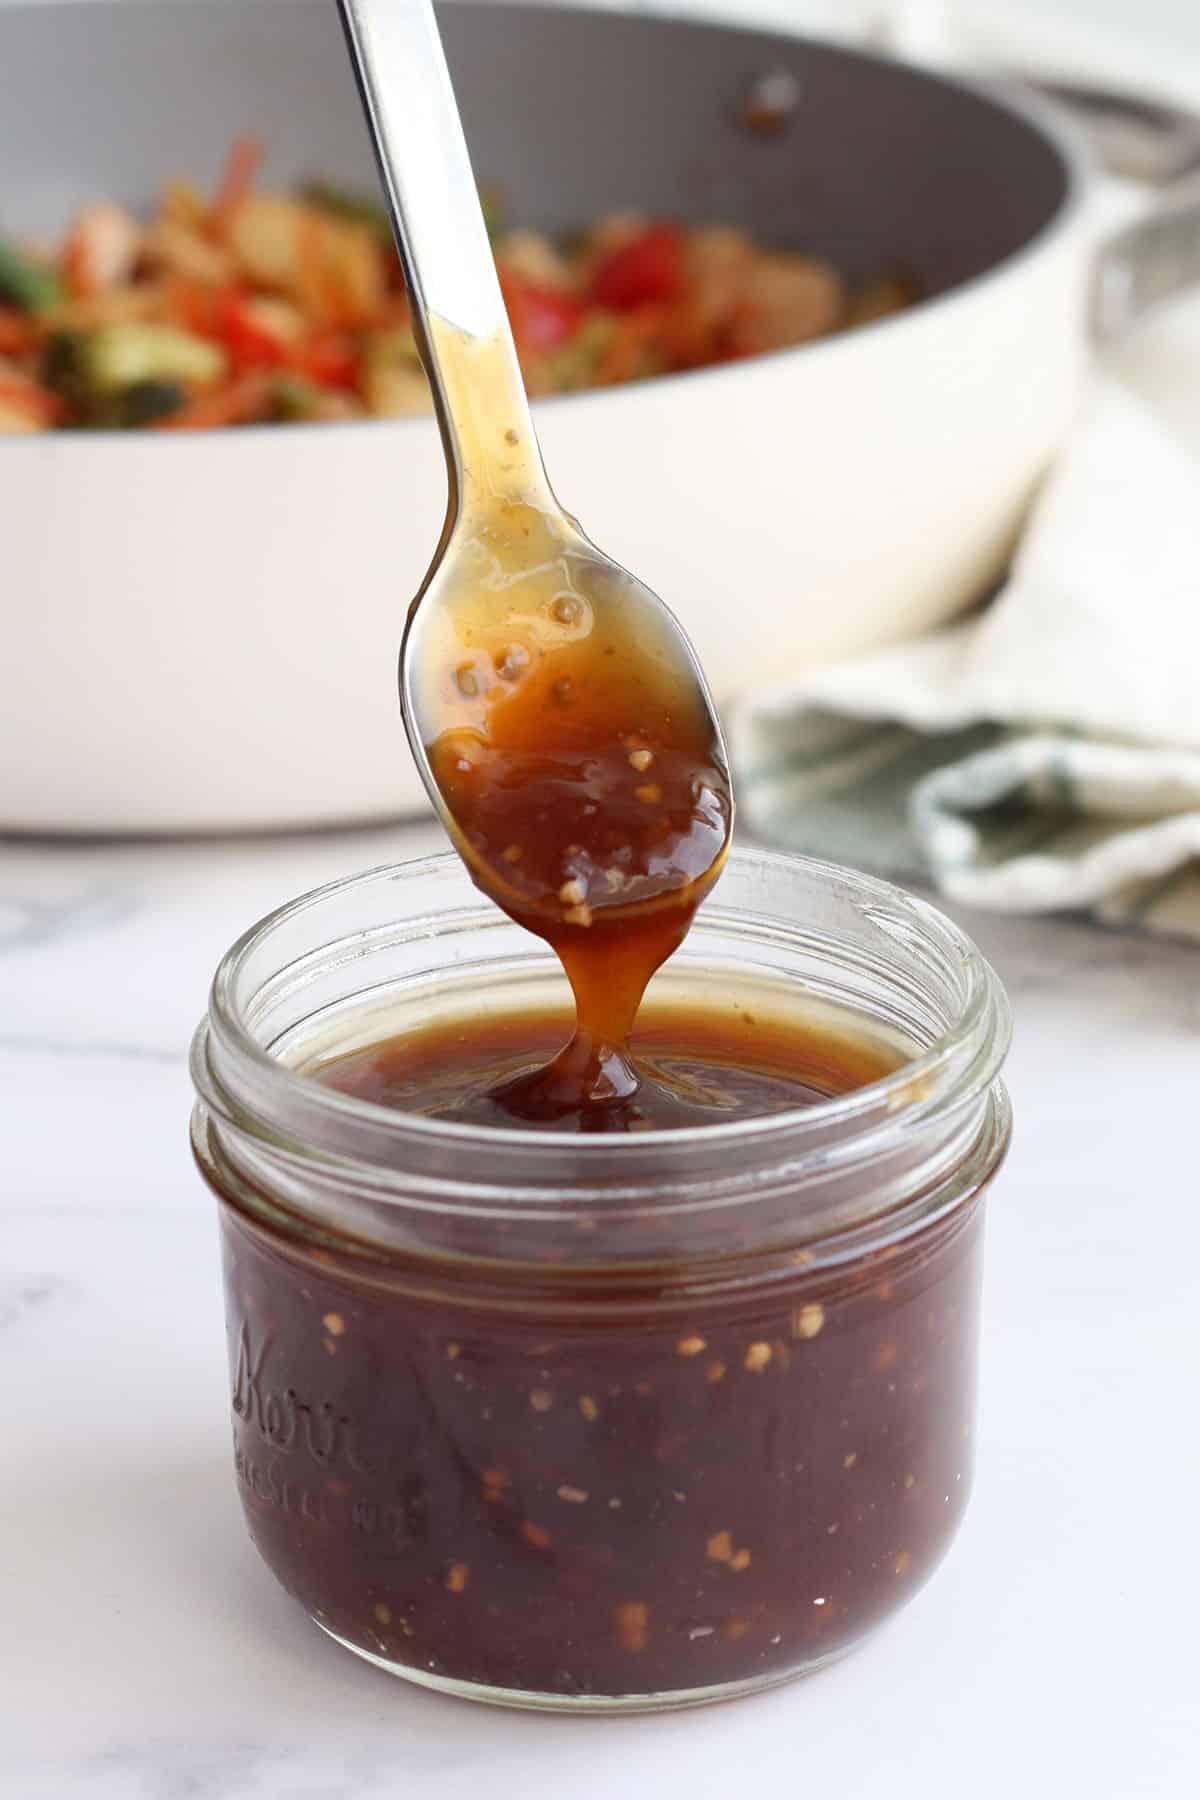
[318,997,896,1133]
[219,1001,985,1701]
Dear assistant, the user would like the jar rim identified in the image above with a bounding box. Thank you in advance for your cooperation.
[192,848,1012,1266]
[195,845,1008,1144]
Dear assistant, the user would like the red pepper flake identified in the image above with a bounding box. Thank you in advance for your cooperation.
[591,223,683,311]
[445,1561,470,1592]
[521,1521,552,1550]
[481,1467,511,1501]
[706,1530,733,1564]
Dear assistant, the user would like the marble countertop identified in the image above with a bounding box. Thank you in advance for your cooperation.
[3,821,1198,1798]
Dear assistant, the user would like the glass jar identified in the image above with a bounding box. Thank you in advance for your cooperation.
[190,848,1011,1713]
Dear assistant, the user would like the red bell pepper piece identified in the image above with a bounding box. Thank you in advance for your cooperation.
[217,289,289,371]
[501,272,583,355]
[288,330,360,391]
[590,223,683,311]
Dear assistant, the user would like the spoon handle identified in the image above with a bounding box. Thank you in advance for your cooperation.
[338,0,546,505]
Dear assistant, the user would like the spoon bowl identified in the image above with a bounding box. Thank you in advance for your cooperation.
[402,443,731,932]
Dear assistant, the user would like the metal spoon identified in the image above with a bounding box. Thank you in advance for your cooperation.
[337,0,733,921]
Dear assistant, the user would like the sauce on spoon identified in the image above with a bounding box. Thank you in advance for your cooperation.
[406,323,733,1127]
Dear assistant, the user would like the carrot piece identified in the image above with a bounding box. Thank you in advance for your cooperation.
[162,277,221,338]
[61,230,95,301]
[0,373,62,425]
[211,136,264,235]
[0,309,40,356]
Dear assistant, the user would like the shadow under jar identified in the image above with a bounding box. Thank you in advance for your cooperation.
[190,848,1011,1712]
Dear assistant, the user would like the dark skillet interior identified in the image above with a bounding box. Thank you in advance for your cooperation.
[1,0,1070,297]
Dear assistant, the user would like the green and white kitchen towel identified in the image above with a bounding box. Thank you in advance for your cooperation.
[733,378,1200,939]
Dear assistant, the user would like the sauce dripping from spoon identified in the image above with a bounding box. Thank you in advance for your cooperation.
[409,324,732,1125]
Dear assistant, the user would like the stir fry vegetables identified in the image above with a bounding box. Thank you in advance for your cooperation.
[0,138,916,434]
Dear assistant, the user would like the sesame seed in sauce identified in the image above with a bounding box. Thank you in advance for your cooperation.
[793,1303,825,1340]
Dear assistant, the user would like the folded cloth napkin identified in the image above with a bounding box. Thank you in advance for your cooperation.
[733,377,1200,939]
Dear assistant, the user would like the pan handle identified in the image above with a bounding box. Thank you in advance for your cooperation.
[1092,180,1200,340]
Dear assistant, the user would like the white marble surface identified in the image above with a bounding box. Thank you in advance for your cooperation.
[2,821,1198,1797]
